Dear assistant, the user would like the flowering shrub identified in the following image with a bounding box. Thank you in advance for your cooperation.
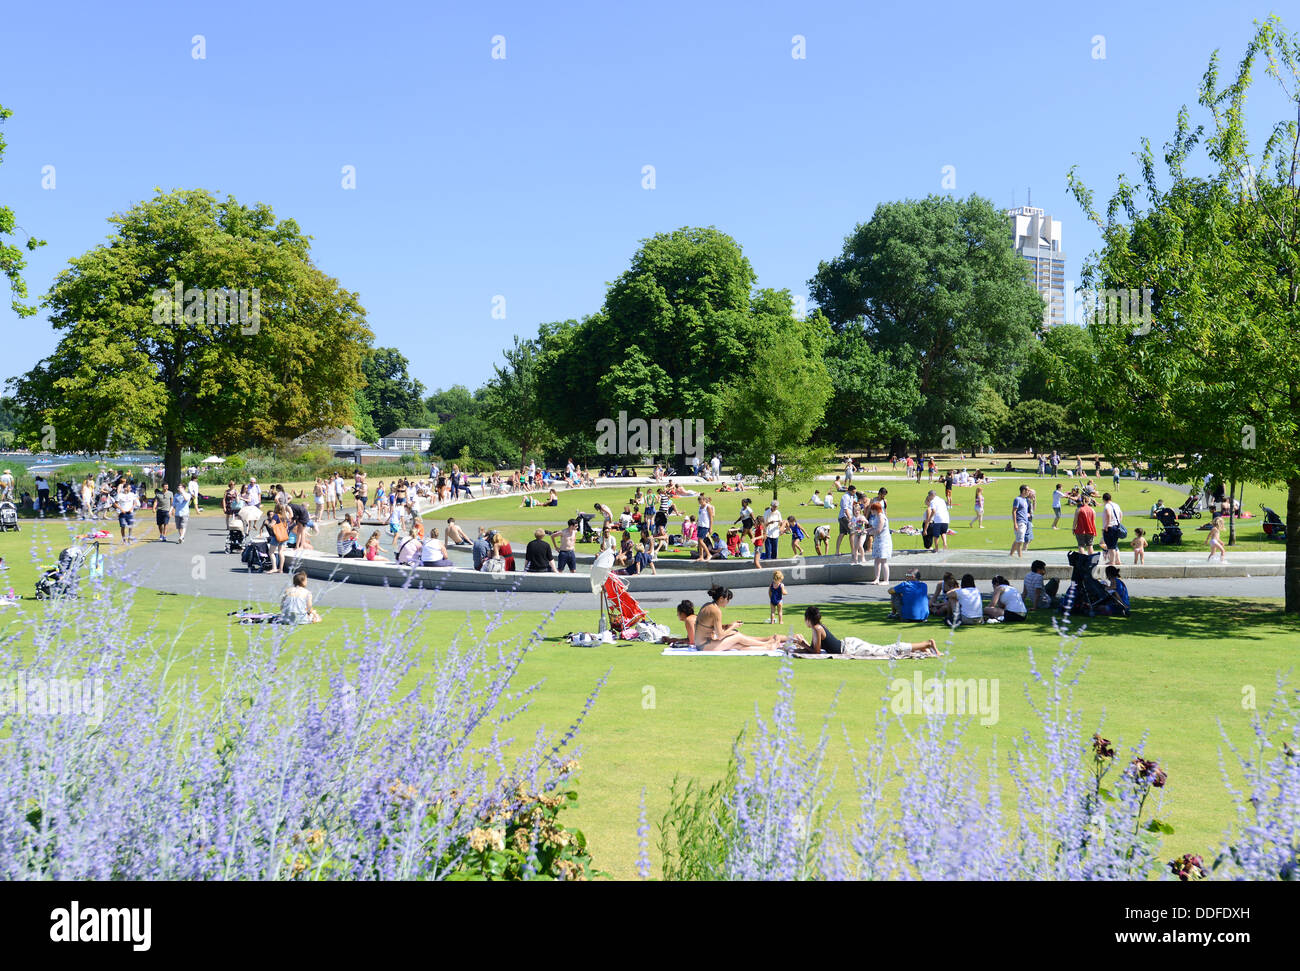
[1212,675,1300,880]
[444,767,601,881]
[652,617,1295,881]
[0,577,601,880]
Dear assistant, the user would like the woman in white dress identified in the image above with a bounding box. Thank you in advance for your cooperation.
[870,500,892,585]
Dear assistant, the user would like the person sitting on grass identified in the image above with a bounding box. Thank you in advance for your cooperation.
[788,606,941,659]
[665,600,698,646]
[937,573,983,625]
[931,572,957,612]
[279,571,322,624]
[690,585,786,652]
[888,568,930,621]
[983,574,1028,623]
[1022,559,1052,610]
[1096,566,1131,617]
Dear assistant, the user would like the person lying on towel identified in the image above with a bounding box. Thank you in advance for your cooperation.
[787,606,940,659]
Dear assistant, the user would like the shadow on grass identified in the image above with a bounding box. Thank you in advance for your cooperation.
[812,597,1299,644]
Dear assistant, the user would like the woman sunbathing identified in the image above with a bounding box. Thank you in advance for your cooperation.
[788,606,940,659]
[691,585,785,652]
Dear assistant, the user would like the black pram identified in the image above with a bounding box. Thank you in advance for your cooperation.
[1057,550,1123,617]
[1150,506,1183,545]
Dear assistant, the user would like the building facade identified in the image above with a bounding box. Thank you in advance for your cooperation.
[378,428,434,452]
[1007,206,1066,328]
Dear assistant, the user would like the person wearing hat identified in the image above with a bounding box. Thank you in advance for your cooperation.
[888,568,931,622]
[762,500,784,561]
[0,469,13,502]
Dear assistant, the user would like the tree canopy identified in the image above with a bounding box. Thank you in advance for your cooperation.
[1068,15,1300,610]
[0,103,45,317]
[10,189,372,485]
[810,194,1045,455]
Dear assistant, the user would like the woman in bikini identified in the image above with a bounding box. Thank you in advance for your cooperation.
[692,585,786,652]
[789,606,941,659]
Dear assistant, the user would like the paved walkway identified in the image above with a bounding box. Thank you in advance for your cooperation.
[108,517,1285,613]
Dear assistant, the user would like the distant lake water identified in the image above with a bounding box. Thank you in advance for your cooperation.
[0,452,162,471]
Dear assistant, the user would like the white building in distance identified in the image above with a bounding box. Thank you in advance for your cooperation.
[1008,205,1066,328]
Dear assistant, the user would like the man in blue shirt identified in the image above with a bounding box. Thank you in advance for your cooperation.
[471,527,491,571]
[888,569,930,622]
[1010,485,1033,558]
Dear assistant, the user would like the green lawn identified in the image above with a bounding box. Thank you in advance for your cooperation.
[437,478,1288,555]
[2,520,1297,878]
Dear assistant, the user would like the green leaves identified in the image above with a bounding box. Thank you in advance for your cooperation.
[0,103,46,318]
[9,189,373,474]
[810,194,1044,450]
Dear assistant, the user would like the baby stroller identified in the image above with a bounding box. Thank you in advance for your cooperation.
[224,519,246,554]
[1150,506,1183,546]
[1177,492,1202,519]
[241,540,273,573]
[35,541,105,600]
[0,501,18,532]
[600,571,647,637]
[1261,505,1288,541]
[1057,551,1112,617]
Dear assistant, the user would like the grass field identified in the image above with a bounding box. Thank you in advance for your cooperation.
[427,477,1289,555]
[2,518,1297,879]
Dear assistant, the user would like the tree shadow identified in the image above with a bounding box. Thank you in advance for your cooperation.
[813,597,1299,644]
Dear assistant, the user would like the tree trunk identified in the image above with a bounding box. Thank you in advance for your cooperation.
[1287,477,1300,613]
[165,432,182,492]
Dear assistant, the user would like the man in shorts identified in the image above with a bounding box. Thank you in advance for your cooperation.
[923,490,950,552]
[171,484,191,544]
[115,486,140,544]
[550,519,579,573]
[836,486,857,556]
[1010,485,1033,558]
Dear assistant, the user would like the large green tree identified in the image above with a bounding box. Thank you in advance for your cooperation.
[480,336,557,470]
[809,194,1044,459]
[720,294,832,500]
[358,347,429,438]
[11,189,372,487]
[535,228,804,464]
[1068,16,1300,610]
[0,103,45,317]
[817,323,920,454]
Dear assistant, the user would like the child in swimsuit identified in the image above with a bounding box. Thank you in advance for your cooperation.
[769,570,786,625]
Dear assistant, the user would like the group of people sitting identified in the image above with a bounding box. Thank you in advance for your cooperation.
[884,561,1130,624]
[665,585,941,658]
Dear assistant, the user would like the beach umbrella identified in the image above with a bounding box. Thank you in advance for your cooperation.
[590,549,614,631]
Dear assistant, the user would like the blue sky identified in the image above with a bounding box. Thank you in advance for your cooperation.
[0,1,1289,393]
